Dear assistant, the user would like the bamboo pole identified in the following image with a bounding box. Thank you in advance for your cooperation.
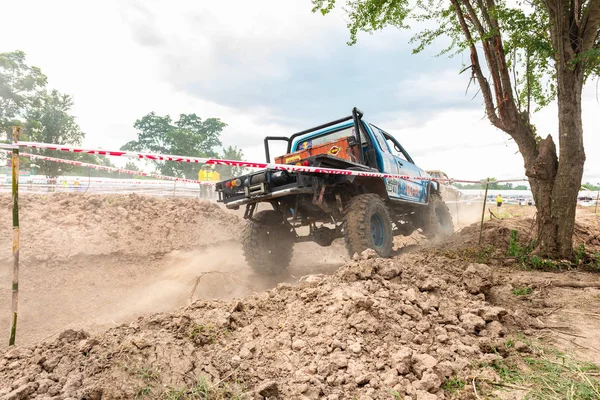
[478,179,489,247]
[9,126,20,346]
[595,191,599,215]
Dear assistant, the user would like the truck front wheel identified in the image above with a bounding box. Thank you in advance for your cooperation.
[241,210,295,275]
[343,194,393,258]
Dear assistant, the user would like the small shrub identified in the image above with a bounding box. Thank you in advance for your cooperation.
[507,230,521,256]
[441,376,466,394]
[512,286,533,296]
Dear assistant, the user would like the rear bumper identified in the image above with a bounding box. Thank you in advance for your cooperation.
[216,169,313,208]
[223,187,313,208]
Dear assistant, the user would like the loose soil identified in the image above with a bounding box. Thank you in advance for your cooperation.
[0,194,598,399]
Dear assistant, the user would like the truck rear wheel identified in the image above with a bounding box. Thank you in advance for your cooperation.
[343,194,393,258]
[422,193,454,239]
[241,210,295,275]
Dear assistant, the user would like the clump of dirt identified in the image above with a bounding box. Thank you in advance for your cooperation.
[0,193,240,263]
[0,250,521,399]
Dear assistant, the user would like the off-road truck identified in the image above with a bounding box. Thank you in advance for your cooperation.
[215,108,453,274]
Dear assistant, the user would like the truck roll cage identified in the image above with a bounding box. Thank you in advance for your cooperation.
[263,107,365,164]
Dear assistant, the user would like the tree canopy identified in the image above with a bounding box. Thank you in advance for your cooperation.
[0,50,91,178]
[0,50,47,139]
[216,145,246,180]
[24,90,86,178]
[121,113,227,179]
[312,0,599,113]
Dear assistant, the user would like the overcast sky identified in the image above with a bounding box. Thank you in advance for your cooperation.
[1,0,599,183]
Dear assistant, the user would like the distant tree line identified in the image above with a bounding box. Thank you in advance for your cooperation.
[453,178,529,191]
[581,183,600,191]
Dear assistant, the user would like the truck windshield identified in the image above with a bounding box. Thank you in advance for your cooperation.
[294,125,358,151]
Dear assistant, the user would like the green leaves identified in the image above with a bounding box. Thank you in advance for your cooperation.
[310,0,599,121]
[0,50,48,138]
[24,90,86,178]
[312,0,411,45]
[122,113,227,179]
[217,145,246,180]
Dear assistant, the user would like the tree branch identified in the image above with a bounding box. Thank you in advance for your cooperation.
[463,0,506,112]
[482,0,520,119]
[450,0,502,129]
[581,0,600,52]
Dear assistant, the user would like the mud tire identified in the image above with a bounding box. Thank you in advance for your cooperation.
[241,210,294,275]
[421,193,454,239]
[343,194,393,258]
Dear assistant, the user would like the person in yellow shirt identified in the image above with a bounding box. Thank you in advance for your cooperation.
[198,166,210,199]
[496,194,503,208]
[209,170,220,200]
[198,168,207,182]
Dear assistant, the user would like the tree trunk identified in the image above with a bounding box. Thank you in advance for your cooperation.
[547,66,586,258]
[526,136,558,255]
[522,67,585,258]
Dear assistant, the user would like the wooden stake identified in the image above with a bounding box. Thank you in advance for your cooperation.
[595,191,599,214]
[478,179,489,247]
[9,126,20,346]
[455,192,460,226]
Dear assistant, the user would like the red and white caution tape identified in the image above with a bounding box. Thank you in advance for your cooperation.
[2,150,215,185]
[9,141,529,185]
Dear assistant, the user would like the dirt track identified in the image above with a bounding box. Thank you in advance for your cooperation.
[0,194,347,347]
[0,194,599,399]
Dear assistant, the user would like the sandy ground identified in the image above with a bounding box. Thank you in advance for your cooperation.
[0,194,351,348]
[0,194,598,399]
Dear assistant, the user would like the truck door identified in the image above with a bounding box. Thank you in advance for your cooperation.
[381,130,428,204]
[367,124,402,199]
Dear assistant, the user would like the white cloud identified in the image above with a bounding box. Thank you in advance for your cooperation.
[380,86,600,183]
[0,0,597,184]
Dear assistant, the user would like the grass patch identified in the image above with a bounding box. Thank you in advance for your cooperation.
[521,350,600,399]
[135,386,152,399]
[161,375,246,400]
[489,359,523,383]
[442,376,467,394]
[388,389,402,399]
[512,286,533,296]
[507,230,600,272]
[480,341,600,400]
[137,366,160,382]
[188,324,232,346]
[125,365,160,399]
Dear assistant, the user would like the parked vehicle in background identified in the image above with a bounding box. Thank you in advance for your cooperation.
[425,170,461,201]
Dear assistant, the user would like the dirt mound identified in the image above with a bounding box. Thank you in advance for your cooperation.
[446,213,600,253]
[0,193,240,263]
[0,250,522,399]
[0,194,245,348]
[0,195,598,399]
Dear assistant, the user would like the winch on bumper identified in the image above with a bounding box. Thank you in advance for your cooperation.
[215,169,314,209]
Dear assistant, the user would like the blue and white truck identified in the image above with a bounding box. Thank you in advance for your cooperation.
[216,107,453,274]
